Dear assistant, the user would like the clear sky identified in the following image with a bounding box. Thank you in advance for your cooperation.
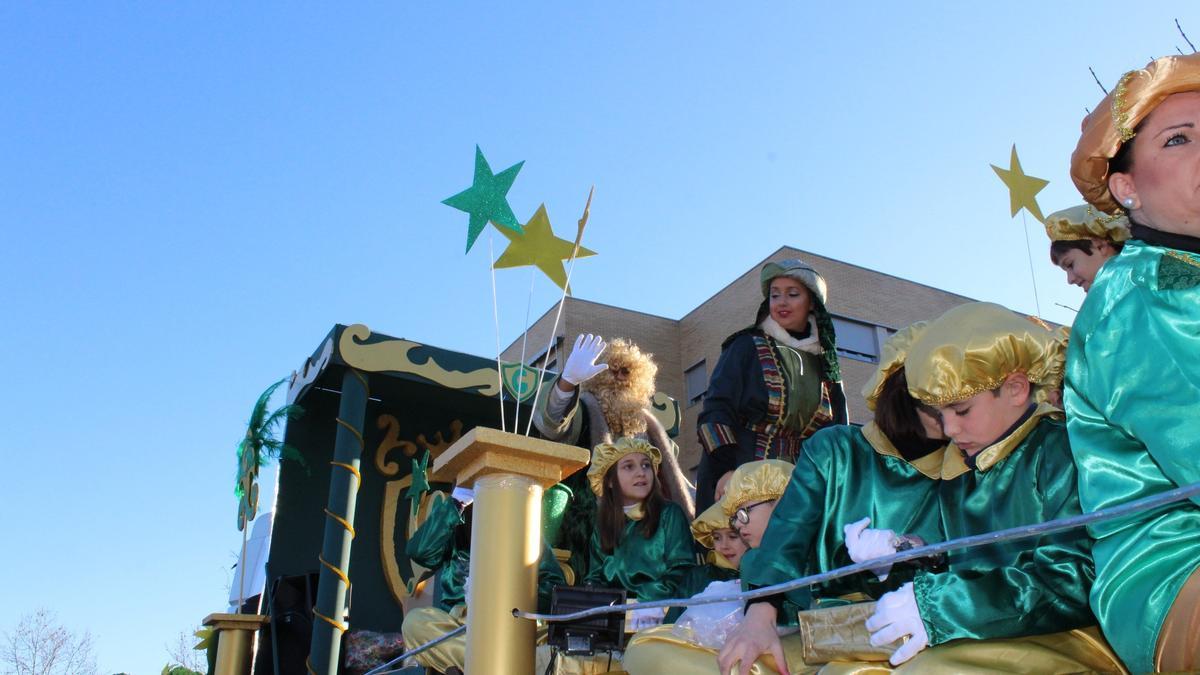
[2,3,1195,673]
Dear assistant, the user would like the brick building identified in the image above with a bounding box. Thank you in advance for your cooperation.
[502,246,973,478]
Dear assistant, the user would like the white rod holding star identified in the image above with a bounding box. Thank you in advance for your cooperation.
[524,186,595,437]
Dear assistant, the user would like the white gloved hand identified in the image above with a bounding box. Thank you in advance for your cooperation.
[451,487,475,507]
[865,582,929,666]
[560,334,608,386]
[629,606,663,631]
[844,517,898,581]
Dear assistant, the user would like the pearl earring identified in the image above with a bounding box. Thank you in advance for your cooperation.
[1123,198,1135,208]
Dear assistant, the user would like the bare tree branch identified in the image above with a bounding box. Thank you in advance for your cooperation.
[2,609,97,675]
[1088,67,1109,95]
[1178,18,1197,53]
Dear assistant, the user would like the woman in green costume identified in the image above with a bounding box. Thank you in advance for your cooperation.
[1068,51,1200,673]
[695,258,848,513]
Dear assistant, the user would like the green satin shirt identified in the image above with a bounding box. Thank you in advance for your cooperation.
[1064,241,1200,673]
[913,410,1095,646]
[740,423,945,610]
[583,500,695,601]
[406,492,566,612]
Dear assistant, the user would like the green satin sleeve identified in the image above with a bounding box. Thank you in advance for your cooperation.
[914,420,1094,646]
[1064,241,1200,673]
[537,537,567,614]
[740,425,944,609]
[405,492,463,569]
[582,502,696,601]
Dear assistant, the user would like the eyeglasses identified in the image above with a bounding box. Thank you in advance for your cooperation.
[730,500,775,528]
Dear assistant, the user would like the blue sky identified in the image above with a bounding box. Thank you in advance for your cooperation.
[2,4,1195,673]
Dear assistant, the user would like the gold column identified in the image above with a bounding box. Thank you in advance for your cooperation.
[433,427,588,675]
[202,613,269,675]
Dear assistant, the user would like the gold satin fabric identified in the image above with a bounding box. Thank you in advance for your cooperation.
[692,502,730,549]
[623,624,1124,675]
[1042,204,1131,243]
[860,322,928,410]
[1072,52,1200,213]
[1155,564,1200,672]
[535,646,625,675]
[905,302,1065,407]
[720,460,793,519]
[400,605,468,673]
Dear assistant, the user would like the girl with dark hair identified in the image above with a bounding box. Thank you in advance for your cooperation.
[695,258,848,513]
[582,437,694,632]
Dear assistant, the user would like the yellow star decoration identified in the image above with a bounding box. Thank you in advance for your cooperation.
[991,144,1049,223]
[494,203,597,292]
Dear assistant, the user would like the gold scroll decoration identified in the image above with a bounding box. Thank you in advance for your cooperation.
[376,416,464,606]
[340,324,499,396]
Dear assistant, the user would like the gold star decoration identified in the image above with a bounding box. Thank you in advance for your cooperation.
[493,203,597,292]
[991,144,1049,223]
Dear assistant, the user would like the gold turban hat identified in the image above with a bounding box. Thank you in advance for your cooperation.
[1043,204,1131,243]
[905,303,1066,407]
[1071,52,1200,213]
[586,436,662,497]
[691,501,730,549]
[720,459,793,518]
[861,321,928,411]
[761,258,828,306]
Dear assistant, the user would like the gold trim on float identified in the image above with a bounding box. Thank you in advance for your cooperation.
[340,324,500,395]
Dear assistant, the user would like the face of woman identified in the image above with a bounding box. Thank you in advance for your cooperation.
[614,452,654,506]
[734,499,777,548]
[1110,91,1200,237]
[768,278,812,332]
[711,528,749,569]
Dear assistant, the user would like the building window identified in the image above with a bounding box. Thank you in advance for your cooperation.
[685,360,707,407]
[832,316,889,363]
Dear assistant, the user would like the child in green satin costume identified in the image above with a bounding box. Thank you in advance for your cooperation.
[582,437,694,624]
[855,302,1122,672]
[1067,51,1200,673]
[399,488,567,674]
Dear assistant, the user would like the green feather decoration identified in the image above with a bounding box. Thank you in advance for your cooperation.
[235,378,305,528]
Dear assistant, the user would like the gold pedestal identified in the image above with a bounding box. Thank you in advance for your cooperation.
[433,427,588,675]
[202,613,269,675]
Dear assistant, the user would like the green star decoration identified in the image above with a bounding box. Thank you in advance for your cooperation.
[494,203,597,292]
[442,146,525,253]
[991,144,1049,223]
[406,449,431,521]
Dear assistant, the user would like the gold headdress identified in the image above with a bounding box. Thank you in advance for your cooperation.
[905,303,1066,407]
[690,501,730,549]
[1043,204,1131,243]
[760,258,828,306]
[586,436,662,497]
[720,459,793,519]
[1072,53,1200,213]
[861,321,928,411]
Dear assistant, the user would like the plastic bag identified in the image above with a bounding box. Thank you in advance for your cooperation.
[671,580,745,648]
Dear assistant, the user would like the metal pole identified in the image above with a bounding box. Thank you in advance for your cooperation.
[307,368,369,674]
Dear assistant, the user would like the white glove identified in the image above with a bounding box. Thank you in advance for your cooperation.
[451,487,475,507]
[844,517,897,580]
[865,582,929,666]
[629,606,663,631]
[560,334,608,386]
